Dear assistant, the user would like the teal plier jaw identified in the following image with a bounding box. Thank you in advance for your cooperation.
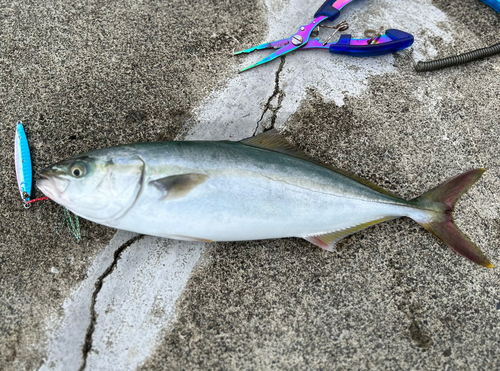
[236,13,330,73]
[236,0,345,72]
[235,0,414,73]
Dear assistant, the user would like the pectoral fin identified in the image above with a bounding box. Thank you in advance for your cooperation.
[304,217,394,252]
[150,173,208,200]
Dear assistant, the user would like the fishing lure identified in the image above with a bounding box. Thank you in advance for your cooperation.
[415,0,500,72]
[14,122,33,207]
[480,0,500,13]
[14,122,48,208]
[63,207,81,241]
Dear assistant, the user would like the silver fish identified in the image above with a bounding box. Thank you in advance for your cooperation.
[37,130,493,268]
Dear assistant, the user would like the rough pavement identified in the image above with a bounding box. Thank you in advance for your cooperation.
[1,0,500,370]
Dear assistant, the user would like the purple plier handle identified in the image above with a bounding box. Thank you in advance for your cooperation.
[315,0,354,20]
[303,29,414,57]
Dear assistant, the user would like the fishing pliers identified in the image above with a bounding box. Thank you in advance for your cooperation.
[235,0,414,72]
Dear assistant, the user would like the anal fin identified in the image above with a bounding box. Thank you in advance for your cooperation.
[304,217,394,252]
[163,234,213,242]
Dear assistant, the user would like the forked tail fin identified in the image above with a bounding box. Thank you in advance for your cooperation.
[412,168,493,268]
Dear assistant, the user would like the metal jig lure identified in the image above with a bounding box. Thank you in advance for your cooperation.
[14,122,33,208]
[14,122,48,208]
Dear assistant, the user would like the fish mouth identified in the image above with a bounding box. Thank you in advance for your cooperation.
[36,167,69,198]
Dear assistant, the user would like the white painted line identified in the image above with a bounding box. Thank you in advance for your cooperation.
[86,237,203,370]
[41,231,137,371]
[41,233,203,370]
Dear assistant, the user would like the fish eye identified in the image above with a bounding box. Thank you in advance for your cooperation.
[70,162,86,178]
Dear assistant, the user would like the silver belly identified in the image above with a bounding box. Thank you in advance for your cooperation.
[111,174,412,241]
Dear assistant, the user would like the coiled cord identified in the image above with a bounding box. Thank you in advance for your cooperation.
[415,42,500,72]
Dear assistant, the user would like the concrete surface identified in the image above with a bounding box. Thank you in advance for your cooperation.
[1,0,500,370]
[40,233,203,371]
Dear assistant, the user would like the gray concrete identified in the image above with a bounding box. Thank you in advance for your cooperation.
[1,0,500,370]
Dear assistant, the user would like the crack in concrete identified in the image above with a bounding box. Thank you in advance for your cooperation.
[79,234,145,371]
[254,56,286,135]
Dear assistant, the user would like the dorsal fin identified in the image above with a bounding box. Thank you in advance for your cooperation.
[240,130,399,198]
[240,129,309,158]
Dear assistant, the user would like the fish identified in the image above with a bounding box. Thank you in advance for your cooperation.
[36,129,493,268]
[14,122,33,205]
